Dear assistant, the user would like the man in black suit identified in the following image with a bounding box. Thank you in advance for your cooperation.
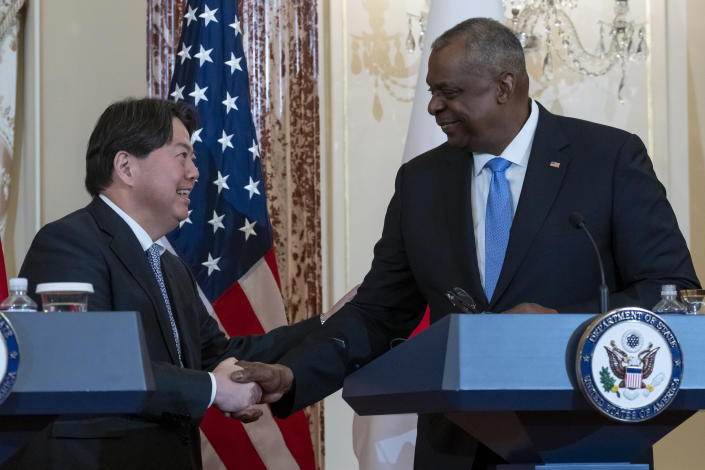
[235,18,700,469]
[9,98,319,470]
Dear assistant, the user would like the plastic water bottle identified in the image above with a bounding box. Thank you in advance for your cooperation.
[652,284,687,315]
[0,278,38,312]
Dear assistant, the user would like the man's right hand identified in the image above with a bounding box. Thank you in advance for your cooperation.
[212,358,264,422]
[231,361,294,403]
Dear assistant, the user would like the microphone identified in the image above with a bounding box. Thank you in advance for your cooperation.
[445,287,481,314]
[569,212,609,314]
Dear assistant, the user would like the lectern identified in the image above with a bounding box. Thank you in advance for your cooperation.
[343,314,705,470]
[0,311,153,464]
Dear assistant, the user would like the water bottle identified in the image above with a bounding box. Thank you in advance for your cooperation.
[0,277,38,312]
[652,284,687,315]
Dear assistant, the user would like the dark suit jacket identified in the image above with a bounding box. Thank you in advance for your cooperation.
[9,197,319,470]
[272,104,700,469]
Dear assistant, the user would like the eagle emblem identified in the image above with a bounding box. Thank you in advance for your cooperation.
[576,308,683,422]
[0,312,20,407]
[604,339,659,390]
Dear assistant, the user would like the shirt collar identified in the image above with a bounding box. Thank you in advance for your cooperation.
[473,99,539,176]
[99,194,166,255]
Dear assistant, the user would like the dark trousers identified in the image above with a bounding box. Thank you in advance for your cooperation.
[414,414,505,469]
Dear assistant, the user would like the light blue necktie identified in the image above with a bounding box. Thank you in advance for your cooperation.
[484,157,513,301]
[147,244,183,367]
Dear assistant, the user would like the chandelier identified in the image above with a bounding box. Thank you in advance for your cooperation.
[504,0,647,102]
[405,12,427,53]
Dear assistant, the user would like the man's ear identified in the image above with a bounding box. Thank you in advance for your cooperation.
[496,71,516,104]
[112,151,135,186]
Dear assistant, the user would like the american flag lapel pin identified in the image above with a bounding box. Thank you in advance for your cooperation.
[549,161,561,168]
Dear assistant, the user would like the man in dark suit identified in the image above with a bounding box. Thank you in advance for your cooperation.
[8,98,319,470]
[234,18,701,469]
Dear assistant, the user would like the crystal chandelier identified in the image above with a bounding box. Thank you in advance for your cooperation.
[405,12,427,53]
[505,0,648,102]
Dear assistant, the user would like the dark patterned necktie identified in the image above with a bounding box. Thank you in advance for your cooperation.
[147,244,183,367]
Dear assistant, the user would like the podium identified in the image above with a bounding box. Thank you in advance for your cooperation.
[0,311,153,464]
[342,314,705,470]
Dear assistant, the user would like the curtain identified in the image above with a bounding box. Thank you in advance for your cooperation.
[0,0,25,239]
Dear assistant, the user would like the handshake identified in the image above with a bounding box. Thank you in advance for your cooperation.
[208,283,357,421]
[211,358,293,422]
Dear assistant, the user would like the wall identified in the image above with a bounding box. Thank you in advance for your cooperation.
[39,0,146,222]
[651,0,705,468]
[687,0,705,285]
[7,0,146,275]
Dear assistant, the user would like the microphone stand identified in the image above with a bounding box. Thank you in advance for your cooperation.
[569,212,609,314]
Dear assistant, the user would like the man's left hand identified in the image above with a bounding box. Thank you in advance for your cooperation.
[502,302,557,314]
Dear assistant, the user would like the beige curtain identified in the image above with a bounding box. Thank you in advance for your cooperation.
[146,0,324,467]
[0,0,26,240]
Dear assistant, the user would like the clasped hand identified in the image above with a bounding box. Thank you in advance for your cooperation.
[211,357,294,423]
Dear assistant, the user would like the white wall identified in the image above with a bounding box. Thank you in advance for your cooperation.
[653,1,705,467]
[8,0,146,275]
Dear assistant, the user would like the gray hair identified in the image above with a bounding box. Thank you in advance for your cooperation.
[432,18,528,83]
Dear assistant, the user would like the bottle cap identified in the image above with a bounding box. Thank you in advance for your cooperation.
[8,277,28,291]
[661,284,677,295]
[35,282,94,294]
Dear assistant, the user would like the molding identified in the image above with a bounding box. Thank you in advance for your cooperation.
[649,0,690,243]
[665,0,690,242]
[32,0,40,232]
[320,0,350,309]
[319,0,332,308]
[342,0,350,293]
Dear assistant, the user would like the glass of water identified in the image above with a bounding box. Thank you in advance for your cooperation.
[35,282,94,312]
[679,289,705,315]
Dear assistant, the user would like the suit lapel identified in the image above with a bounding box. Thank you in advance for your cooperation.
[490,104,571,306]
[440,146,486,306]
[88,198,182,364]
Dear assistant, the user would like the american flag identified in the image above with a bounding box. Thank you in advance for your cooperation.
[166,1,315,469]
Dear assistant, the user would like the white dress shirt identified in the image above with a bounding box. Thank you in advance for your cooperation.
[99,194,217,407]
[471,99,539,290]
